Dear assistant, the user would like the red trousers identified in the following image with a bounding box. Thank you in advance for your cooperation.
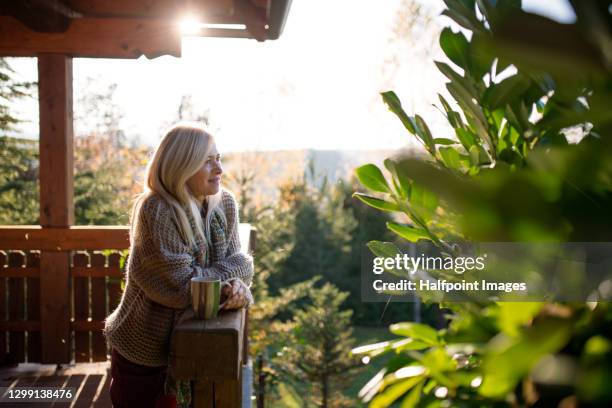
[109,348,177,408]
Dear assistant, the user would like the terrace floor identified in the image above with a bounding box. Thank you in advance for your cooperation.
[0,361,112,407]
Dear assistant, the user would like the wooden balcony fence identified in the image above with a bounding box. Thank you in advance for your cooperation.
[0,223,255,407]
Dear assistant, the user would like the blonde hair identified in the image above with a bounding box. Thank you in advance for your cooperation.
[131,123,225,249]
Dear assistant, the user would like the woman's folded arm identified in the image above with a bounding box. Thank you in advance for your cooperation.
[210,190,255,286]
[129,197,198,309]
[201,252,254,286]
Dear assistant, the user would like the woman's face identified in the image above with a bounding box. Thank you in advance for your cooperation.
[186,143,223,200]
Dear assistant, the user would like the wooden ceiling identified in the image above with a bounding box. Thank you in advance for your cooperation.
[0,0,292,58]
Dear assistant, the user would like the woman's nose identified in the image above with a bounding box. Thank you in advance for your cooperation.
[214,162,223,175]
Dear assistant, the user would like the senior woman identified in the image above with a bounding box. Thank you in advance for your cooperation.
[104,123,254,408]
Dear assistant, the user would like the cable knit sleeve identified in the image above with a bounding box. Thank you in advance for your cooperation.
[201,190,254,286]
[128,195,200,309]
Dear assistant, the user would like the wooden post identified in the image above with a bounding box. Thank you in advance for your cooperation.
[170,309,245,408]
[38,54,73,363]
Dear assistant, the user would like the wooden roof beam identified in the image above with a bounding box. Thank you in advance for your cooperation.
[0,16,182,58]
[0,0,82,33]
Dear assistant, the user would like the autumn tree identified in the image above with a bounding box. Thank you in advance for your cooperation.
[73,77,149,224]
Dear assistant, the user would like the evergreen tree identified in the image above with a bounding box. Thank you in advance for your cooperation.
[277,283,359,408]
[0,136,39,224]
[0,58,38,224]
[0,58,34,133]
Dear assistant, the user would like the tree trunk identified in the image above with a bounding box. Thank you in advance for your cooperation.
[322,373,329,408]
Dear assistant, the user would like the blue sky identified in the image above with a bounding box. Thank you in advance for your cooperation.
[7,0,575,152]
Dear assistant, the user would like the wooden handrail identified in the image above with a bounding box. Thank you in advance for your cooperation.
[0,226,130,250]
[0,224,255,251]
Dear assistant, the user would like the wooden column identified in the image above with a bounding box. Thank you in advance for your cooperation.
[171,309,246,408]
[38,54,73,363]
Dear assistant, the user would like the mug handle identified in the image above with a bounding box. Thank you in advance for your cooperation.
[219,280,233,310]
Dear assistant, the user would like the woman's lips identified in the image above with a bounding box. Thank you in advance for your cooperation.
[209,176,221,183]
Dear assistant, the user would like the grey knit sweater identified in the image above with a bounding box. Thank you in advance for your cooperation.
[103,189,254,367]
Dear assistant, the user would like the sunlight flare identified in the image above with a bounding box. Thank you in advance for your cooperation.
[179,16,203,35]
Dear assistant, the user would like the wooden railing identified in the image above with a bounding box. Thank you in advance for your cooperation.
[0,226,130,365]
[0,224,255,377]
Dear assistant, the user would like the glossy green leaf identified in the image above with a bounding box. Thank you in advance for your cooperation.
[442,0,483,33]
[434,138,458,145]
[479,318,573,398]
[370,375,424,408]
[436,62,468,91]
[440,27,470,70]
[400,379,424,408]
[469,145,480,166]
[393,338,431,352]
[456,127,476,149]
[353,193,400,212]
[439,147,462,170]
[381,91,416,134]
[356,163,390,193]
[421,347,457,375]
[390,322,440,345]
[410,183,439,216]
[495,302,544,337]
[367,241,402,259]
[415,115,435,151]
[384,159,411,198]
[387,222,430,243]
[485,74,531,110]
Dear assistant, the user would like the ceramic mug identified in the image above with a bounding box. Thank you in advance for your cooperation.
[190,277,230,320]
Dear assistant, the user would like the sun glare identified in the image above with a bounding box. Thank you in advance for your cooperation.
[179,16,203,36]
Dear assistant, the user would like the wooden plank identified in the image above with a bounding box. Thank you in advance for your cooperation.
[0,267,39,277]
[107,253,123,313]
[0,251,6,365]
[73,253,90,363]
[65,0,235,19]
[0,15,181,58]
[0,224,249,251]
[40,252,71,363]
[72,321,104,332]
[249,227,257,252]
[7,252,26,364]
[0,321,40,331]
[243,310,249,363]
[0,0,81,33]
[38,54,72,364]
[215,377,242,407]
[90,253,106,361]
[72,266,123,278]
[0,226,130,251]
[26,252,42,362]
[193,380,215,408]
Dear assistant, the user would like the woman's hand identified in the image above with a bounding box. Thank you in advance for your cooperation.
[220,279,251,310]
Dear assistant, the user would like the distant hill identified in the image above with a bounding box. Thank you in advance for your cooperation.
[222,148,417,205]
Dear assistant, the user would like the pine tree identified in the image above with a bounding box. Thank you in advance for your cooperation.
[278,283,359,408]
[0,58,38,224]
